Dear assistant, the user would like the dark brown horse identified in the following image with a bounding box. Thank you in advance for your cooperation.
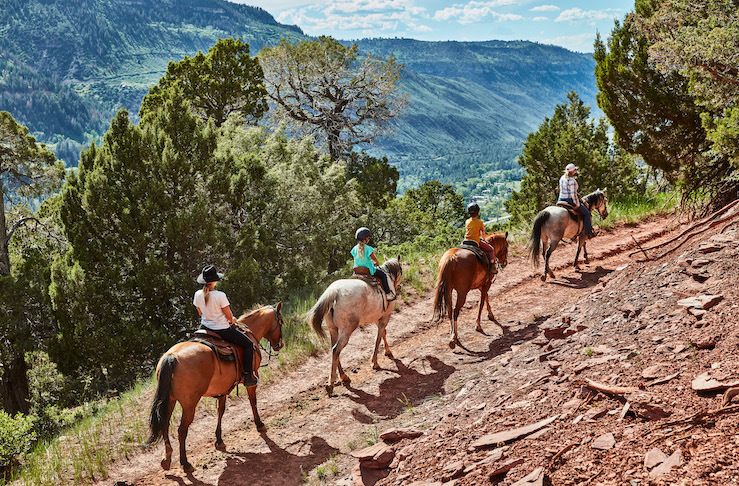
[148,303,284,472]
[432,233,509,348]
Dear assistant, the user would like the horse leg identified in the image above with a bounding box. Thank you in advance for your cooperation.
[583,239,589,263]
[372,316,392,369]
[215,396,227,449]
[544,240,559,280]
[177,400,199,473]
[247,384,265,432]
[326,329,352,394]
[450,290,468,348]
[477,281,493,330]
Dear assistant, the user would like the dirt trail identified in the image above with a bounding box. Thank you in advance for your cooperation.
[101,215,682,486]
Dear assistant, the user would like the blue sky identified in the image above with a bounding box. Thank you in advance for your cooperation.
[231,0,634,53]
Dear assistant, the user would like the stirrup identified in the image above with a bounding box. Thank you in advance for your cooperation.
[386,292,397,302]
[243,371,258,386]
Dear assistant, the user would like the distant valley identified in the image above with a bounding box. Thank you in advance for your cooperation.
[0,0,600,199]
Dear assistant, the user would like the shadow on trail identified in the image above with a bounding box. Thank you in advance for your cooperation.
[218,432,337,486]
[547,265,611,289]
[452,321,542,364]
[344,356,454,419]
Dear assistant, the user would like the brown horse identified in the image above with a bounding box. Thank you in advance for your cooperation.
[148,303,284,472]
[432,233,509,348]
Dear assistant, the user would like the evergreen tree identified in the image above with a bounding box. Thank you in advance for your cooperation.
[594,15,707,179]
[0,111,64,413]
[140,38,268,127]
[505,92,641,224]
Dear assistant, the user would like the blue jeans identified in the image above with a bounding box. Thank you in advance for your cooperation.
[558,198,593,235]
[200,324,254,374]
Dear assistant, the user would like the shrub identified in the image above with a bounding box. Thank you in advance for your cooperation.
[0,410,35,471]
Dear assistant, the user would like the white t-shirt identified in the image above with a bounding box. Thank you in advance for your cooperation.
[193,289,231,330]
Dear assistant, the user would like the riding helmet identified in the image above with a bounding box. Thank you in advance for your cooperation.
[467,202,480,216]
[355,227,372,240]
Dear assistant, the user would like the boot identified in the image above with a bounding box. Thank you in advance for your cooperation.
[243,369,258,386]
[386,292,397,302]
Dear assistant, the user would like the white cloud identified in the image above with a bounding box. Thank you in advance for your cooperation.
[532,16,549,21]
[555,8,621,22]
[530,5,559,12]
[433,4,523,23]
[408,22,433,32]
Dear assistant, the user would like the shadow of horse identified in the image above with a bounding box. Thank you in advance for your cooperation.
[450,321,542,363]
[548,265,612,289]
[344,356,455,420]
[217,432,339,486]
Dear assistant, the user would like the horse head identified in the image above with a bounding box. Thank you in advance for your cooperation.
[486,232,509,269]
[267,302,284,351]
[586,189,608,220]
[381,254,403,291]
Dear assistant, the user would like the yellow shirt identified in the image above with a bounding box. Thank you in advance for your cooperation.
[464,217,485,243]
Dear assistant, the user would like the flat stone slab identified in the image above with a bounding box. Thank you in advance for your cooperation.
[472,415,559,449]
[677,294,723,310]
[692,372,739,392]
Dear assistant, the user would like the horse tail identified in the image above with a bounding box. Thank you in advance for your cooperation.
[148,353,177,445]
[309,288,337,339]
[432,254,455,322]
[528,210,550,268]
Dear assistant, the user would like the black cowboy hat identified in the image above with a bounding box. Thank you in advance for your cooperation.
[197,265,224,284]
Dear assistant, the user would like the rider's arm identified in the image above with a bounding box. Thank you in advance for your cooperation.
[222,305,236,325]
[370,249,380,266]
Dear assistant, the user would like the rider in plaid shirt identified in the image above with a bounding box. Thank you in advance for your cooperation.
[557,163,593,237]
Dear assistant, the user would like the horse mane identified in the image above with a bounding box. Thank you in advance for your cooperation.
[584,189,604,206]
[381,258,402,279]
[237,304,267,322]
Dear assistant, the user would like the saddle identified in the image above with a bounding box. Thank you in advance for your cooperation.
[556,200,590,221]
[192,328,261,380]
[351,267,383,289]
[458,241,498,282]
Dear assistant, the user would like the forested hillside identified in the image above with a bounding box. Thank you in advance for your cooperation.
[0,0,598,191]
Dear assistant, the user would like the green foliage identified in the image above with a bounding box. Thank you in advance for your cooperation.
[346,151,399,210]
[260,36,408,161]
[0,410,34,470]
[140,38,268,127]
[504,92,644,224]
[594,20,707,178]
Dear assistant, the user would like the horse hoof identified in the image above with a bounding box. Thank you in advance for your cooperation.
[372,362,381,370]
[215,441,226,452]
[449,340,456,349]
[475,326,485,334]
[257,423,267,433]
[341,376,352,385]
[540,274,547,282]
[161,458,171,471]
[385,351,394,358]
[325,384,334,395]
[182,462,195,473]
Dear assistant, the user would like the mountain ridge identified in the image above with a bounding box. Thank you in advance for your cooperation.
[0,0,600,192]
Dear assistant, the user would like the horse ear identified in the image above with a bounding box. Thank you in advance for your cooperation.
[505,231,509,239]
[275,301,282,312]
[602,188,607,194]
[397,254,401,263]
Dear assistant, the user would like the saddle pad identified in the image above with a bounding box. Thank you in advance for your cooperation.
[192,334,236,361]
[457,243,490,267]
[351,274,383,289]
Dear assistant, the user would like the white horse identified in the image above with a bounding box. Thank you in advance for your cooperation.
[309,256,402,395]
[529,189,608,281]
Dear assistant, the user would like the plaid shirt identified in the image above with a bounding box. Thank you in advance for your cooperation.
[558,174,579,202]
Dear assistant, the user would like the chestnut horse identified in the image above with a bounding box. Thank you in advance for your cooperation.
[148,303,284,472]
[432,233,509,349]
[309,257,402,395]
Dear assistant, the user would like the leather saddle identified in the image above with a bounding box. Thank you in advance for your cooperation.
[556,201,582,221]
[459,240,490,267]
[192,328,260,378]
[351,266,383,289]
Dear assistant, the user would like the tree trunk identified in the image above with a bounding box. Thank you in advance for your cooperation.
[1,354,30,414]
[0,187,31,414]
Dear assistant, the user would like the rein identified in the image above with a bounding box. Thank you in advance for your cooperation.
[259,306,282,367]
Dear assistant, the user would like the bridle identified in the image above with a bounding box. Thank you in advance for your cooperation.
[260,305,283,365]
